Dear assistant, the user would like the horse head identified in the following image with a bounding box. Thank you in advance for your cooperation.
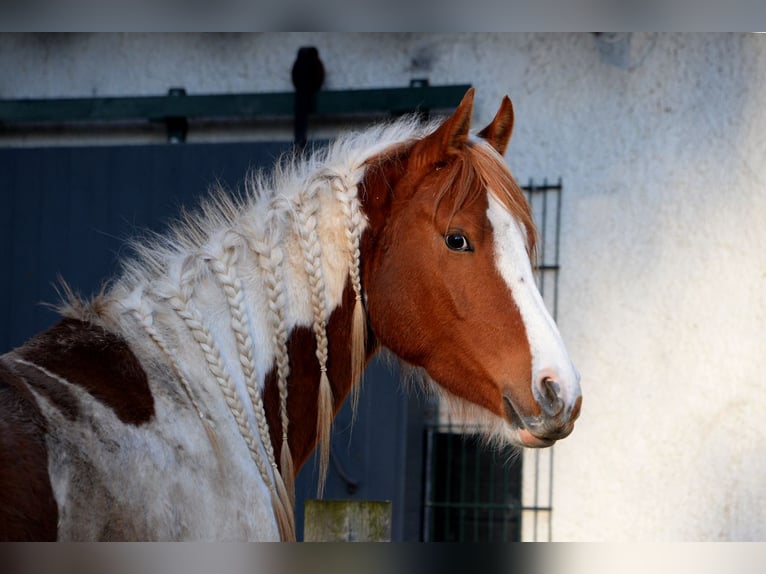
[361,88,582,448]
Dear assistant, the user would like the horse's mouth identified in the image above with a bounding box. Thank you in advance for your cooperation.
[502,394,557,448]
[502,394,524,428]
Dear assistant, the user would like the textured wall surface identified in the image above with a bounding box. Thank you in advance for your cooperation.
[2,33,765,541]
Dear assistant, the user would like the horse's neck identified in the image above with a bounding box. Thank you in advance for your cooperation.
[106,172,366,477]
[104,119,430,478]
[267,150,417,470]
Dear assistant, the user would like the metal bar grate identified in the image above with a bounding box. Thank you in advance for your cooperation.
[421,178,563,542]
[422,425,522,542]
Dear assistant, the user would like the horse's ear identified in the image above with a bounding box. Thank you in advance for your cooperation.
[477,95,514,155]
[421,87,475,158]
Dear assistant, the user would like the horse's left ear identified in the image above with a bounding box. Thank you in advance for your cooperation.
[419,87,475,159]
[477,95,514,155]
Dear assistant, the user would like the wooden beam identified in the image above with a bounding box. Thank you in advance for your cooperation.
[0,85,472,126]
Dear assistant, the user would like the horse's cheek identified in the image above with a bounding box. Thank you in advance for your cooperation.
[366,265,431,363]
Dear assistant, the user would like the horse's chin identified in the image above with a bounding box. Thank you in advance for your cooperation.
[502,395,557,448]
[422,374,560,449]
[516,428,556,448]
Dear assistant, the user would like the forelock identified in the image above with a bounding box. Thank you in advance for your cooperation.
[431,141,537,258]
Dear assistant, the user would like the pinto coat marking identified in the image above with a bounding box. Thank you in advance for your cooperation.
[1,317,155,541]
[0,359,58,540]
[15,319,155,425]
[1,315,282,540]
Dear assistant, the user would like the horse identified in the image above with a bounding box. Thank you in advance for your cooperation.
[0,88,581,541]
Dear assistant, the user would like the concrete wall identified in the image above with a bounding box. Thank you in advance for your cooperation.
[3,33,765,541]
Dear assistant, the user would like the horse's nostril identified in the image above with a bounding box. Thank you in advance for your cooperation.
[539,377,565,417]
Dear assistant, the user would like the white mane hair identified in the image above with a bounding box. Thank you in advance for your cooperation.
[110,115,433,293]
[68,113,439,541]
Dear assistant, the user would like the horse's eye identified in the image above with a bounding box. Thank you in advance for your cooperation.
[445,233,473,252]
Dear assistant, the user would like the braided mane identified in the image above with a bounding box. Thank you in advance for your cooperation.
[56,115,435,541]
[56,109,538,542]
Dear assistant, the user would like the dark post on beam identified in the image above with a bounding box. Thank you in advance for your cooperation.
[291,47,325,150]
[165,88,188,143]
[409,78,431,120]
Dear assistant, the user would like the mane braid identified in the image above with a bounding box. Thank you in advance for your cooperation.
[249,229,295,508]
[295,182,334,499]
[165,258,294,540]
[330,170,367,420]
[129,294,222,458]
[207,237,295,540]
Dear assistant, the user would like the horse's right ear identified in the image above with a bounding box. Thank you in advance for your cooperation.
[477,95,514,155]
[417,88,475,160]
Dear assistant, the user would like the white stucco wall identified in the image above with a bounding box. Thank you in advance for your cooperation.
[2,32,765,541]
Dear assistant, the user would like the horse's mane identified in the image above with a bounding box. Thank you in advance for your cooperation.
[111,115,435,293]
[60,113,532,315]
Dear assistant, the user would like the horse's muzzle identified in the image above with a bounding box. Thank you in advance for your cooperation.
[504,386,583,448]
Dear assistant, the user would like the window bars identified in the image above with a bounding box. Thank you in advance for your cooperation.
[422,178,563,542]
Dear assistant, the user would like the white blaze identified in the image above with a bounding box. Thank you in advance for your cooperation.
[486,194,581,410]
